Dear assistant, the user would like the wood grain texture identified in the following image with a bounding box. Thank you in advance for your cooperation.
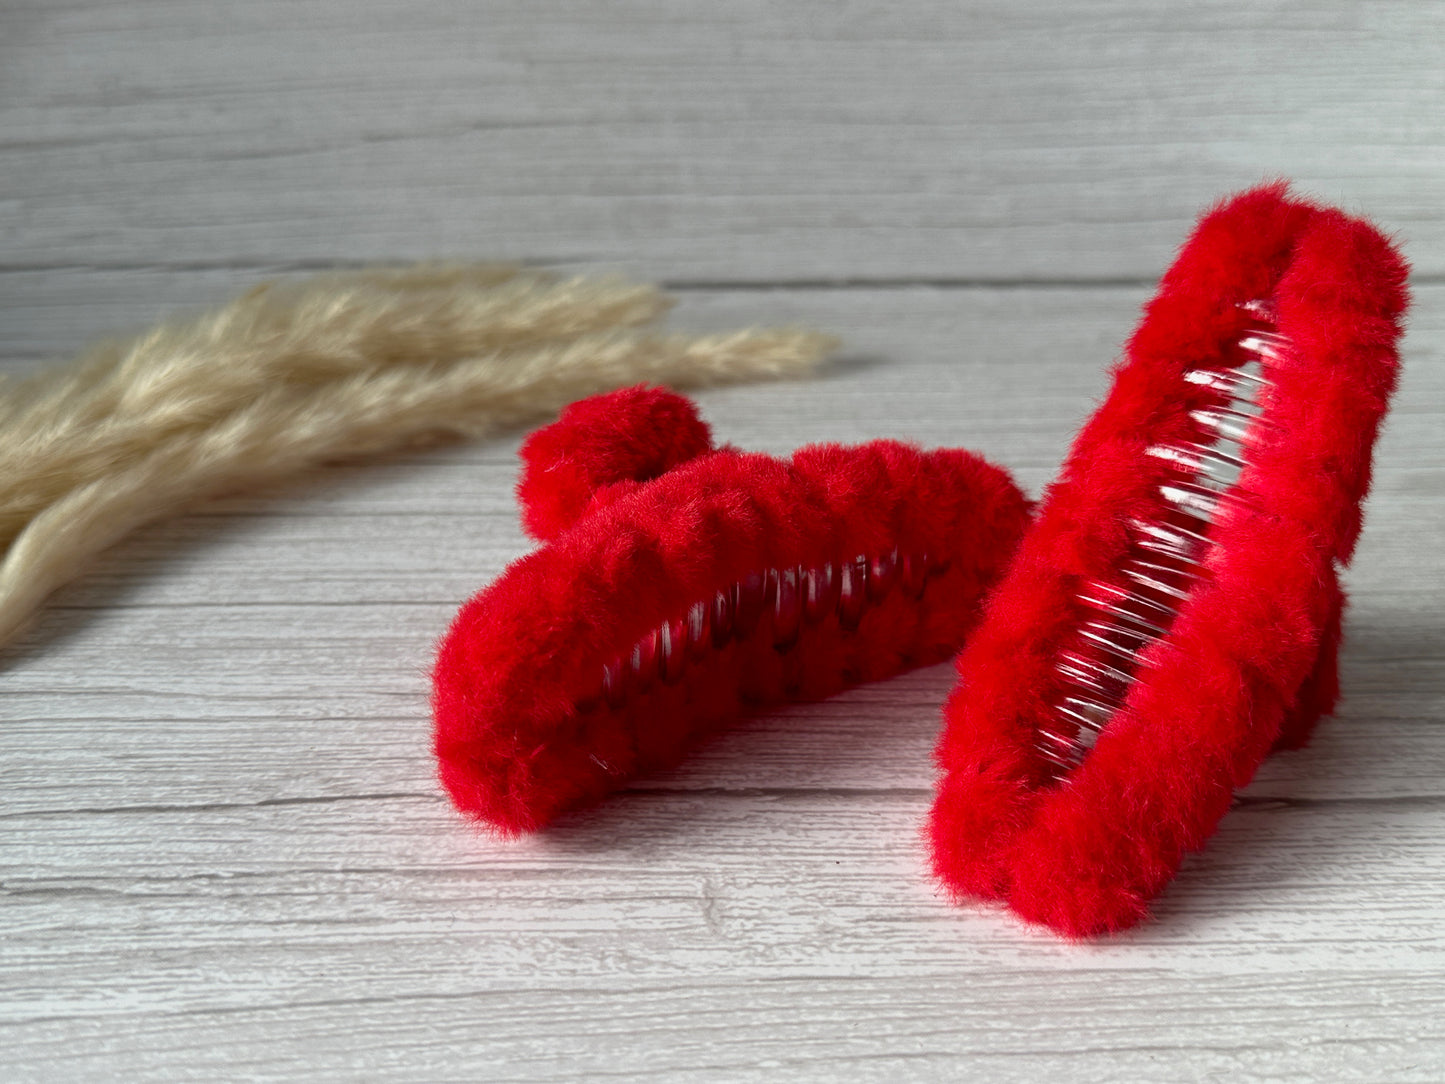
[4,285,1443,1080]
[2,0,1444,280]
[3,1,1444,1080]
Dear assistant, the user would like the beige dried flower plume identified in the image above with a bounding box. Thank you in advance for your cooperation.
[0,264,834,650]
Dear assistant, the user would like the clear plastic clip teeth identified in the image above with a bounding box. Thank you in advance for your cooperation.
[1039,299,1286,773]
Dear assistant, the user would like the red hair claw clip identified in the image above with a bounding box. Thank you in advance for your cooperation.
[929,184,1410,937]
[434,385,1031,834]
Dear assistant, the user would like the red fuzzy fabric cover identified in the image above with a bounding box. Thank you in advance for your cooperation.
[435,386,1031,834]
[929,184,1410,937]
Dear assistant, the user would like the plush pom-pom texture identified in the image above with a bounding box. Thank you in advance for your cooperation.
[434,386,1031,834]
[517,384,714,541]
[929,183,1410,938]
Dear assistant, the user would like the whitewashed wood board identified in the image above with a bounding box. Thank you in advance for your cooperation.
[3,285,1443,1080]
[2,1,1443,279]
[4,0,1445,1077]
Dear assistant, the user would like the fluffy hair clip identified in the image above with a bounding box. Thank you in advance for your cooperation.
[929,184,1410,937]
[432,385,1032,834]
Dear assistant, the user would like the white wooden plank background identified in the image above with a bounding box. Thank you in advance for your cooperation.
[3,2,1444,1081]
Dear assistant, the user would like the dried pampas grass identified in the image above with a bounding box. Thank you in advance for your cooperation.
[0,265,834,650]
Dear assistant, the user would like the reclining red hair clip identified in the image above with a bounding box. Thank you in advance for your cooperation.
[434,385,1031,834]
[929,184,1410,937]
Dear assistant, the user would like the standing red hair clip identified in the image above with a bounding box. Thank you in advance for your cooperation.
[929,184,1410,937]
[434,385,1031,834]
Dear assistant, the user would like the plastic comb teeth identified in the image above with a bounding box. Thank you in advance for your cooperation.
[588,547,944,716]
[1037,302,1282,774]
